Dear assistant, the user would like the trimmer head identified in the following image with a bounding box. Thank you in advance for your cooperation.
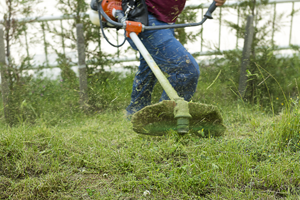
[131,100,226,136]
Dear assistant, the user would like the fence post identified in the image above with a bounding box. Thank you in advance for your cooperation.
[76,24,89,110]
[0,24,10,122]
[238,15,254,97]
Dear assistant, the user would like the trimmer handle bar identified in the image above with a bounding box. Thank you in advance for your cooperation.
[98,0,217,31]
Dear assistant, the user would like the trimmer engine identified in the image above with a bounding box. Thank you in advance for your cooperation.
[89,0,123,27]
[101,0,122,22]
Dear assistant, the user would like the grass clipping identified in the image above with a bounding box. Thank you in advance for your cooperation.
[131,100,226,136]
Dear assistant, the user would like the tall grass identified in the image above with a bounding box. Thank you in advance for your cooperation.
[272,97,300,152]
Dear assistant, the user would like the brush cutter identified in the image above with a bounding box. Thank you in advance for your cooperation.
[89,0,226,136]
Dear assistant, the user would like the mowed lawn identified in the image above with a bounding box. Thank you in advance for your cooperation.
[1,104,300,199]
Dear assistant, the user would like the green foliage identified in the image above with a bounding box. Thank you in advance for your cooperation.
[174,7,199,45]
[0,75,82,126]
[55,52,78,89]
[54,0,116,67]
[1,0,43,125]
[52,0,130,112]
[249,53,300,113]
[273,98,300,152]
[219,0,300,112]
[87,71,133,111]
[198,48,300,113]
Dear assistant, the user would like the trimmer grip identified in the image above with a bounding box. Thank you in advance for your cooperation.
[204,1,217,19]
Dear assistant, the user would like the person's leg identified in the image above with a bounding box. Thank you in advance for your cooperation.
[126,57,157,115]
[126,14,200,116]
[141,16,200,102]
[153,37,200,102]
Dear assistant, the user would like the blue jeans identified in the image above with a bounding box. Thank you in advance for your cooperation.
[126,14,200,116]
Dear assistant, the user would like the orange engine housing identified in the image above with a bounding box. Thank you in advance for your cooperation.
[101,0,123,22]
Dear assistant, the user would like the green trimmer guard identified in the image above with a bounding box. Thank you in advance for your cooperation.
[131,100,226,136]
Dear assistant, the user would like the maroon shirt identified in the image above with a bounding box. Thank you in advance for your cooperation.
[145,0,186,23]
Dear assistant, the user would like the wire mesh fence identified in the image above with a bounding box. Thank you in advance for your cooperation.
[0,0,299,72]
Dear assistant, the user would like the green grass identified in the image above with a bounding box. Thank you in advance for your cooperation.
[1,101,300,199]
[1,53,300,199]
